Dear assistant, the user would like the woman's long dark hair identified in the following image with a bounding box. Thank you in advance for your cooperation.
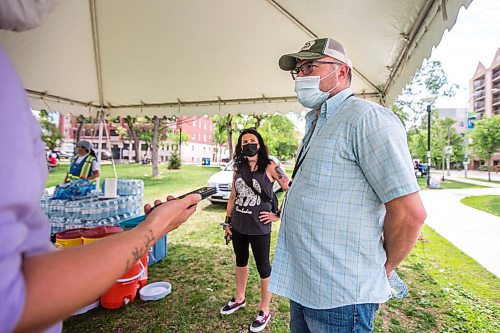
[235,128,270,172]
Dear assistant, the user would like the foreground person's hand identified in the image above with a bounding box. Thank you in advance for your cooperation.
[143,194,201,234]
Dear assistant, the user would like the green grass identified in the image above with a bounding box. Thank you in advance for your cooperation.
[416,177,486,190]
[376,226,499,333]
[461,195,500,217]
[46,163,220,203]
[58,165,499,332]
[468,178,500,185]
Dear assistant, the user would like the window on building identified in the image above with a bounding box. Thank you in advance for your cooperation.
[192,118,196,126]
[124,143,130,149]
[192,131,196,140]
[203,134,206,142]
[110,129,117,136]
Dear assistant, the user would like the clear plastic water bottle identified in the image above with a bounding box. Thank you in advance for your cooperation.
[388,270,409,298]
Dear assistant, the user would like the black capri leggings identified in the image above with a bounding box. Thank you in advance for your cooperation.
[231,229,271,279]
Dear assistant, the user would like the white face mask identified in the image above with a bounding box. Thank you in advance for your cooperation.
[0,0,59,32]
[294,67,339,109]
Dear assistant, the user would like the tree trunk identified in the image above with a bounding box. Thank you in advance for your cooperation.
[75,116,85,143]
[125,117,140,163]
[488,153,492,182]
[225,114,233,159]
[151,116,160,177]
[254,114,263,129]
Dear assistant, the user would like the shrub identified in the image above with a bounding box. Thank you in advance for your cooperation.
[167,151,181,169]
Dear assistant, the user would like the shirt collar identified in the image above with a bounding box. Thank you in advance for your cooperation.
[320,87,354,118]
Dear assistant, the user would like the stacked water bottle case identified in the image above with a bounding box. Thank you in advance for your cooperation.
[41,179,144,234]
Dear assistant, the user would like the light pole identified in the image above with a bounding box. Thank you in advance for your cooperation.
[422,96,437,188]
[446,126,451,177]
[426,104,431,187]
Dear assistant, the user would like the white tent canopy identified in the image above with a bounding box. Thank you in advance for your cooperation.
[0,0,472,117]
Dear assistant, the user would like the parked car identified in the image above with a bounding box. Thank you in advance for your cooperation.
[207,157,283,204]
[99,150,112,161]
[51,149,74,160]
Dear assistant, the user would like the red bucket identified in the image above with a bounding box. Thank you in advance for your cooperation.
[81,226,123,245]
[101,260,145,309]
[138,253,149,289]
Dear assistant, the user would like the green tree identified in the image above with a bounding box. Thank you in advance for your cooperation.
[393,60,458,127]
[38,110,63,150]
[408,115,464,169]
[256,114,299,161]
[471,115,500,181]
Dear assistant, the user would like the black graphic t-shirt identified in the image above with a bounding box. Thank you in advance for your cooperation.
[231,169,274,235]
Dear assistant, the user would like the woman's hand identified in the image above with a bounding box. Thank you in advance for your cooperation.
[259,211,280,224]
[224,225,232,236]
[143,194,201,235]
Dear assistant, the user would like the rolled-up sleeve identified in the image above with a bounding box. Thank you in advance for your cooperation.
[0,48,57,333]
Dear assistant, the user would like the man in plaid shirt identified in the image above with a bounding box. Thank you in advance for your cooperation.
[269,38,427,332]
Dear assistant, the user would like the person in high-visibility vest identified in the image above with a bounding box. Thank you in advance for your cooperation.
[64,140,100,183]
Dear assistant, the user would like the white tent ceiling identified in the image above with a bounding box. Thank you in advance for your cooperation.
[0,0,472,117]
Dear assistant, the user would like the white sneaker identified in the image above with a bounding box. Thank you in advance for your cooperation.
[249,311,271,332]
[220,297,246,315]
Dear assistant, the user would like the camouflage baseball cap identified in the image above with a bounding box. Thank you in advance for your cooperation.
[279,38,352,71]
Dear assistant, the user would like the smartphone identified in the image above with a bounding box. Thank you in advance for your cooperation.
[150,186,217,211]
[122,187,217,225]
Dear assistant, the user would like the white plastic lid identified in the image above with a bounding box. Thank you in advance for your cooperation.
[139,281,172,301]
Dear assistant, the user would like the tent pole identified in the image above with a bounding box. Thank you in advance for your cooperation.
[96,109,104,191]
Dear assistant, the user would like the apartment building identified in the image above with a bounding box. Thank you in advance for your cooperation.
[468,48,500,169]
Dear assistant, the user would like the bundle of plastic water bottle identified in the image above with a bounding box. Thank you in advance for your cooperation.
[41,179,144,234]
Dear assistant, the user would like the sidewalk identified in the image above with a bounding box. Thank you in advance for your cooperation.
[420,186,500,277]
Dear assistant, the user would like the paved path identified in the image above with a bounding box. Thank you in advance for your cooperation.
[420,186,500,277]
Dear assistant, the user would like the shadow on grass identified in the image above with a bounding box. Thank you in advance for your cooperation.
[63,242,291,333]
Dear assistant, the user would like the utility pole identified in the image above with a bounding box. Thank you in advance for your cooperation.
[179,127,182,160]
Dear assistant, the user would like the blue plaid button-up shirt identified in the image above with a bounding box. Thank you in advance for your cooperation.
[269,88,419,309]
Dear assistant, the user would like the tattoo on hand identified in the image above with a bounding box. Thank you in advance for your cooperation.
[125,229,156,273]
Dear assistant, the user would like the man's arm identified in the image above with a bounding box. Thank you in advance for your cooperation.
[14,194,201,333]
[383,192,426,276]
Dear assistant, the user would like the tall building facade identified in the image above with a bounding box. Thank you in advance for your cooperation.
[175,115,228,164]
[469,48,500,119]
[468,48,500,169]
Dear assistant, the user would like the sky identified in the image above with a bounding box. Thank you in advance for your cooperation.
[432,0,500,108]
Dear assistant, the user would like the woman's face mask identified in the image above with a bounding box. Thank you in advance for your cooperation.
[241,143,259,157]
[294,66,339,109]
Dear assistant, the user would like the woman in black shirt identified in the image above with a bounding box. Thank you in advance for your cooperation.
[220,128,289,333]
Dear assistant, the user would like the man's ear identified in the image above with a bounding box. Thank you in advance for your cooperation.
[339,64,349,82]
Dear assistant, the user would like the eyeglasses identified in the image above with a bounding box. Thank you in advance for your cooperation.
[290,61,342,80]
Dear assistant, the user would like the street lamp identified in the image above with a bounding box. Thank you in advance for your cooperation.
[422,97,437,188]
